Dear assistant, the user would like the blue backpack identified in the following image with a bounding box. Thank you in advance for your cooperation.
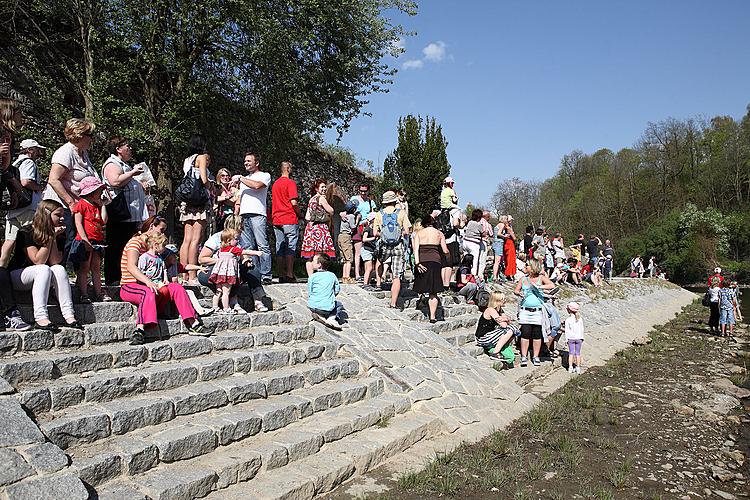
[380,208,402,247]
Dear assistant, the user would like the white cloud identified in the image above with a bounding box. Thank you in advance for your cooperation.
[422,41,447,62]
[392,37,406,51]
[402,59,424,70]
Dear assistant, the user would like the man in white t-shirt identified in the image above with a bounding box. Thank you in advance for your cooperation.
[236,150,272,284]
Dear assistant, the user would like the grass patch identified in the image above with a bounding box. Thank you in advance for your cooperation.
[376,416,391,428]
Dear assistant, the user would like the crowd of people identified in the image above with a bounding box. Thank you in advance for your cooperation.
[3,98,730,365]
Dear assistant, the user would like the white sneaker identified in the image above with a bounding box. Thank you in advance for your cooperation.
[575,366,581,374]
[325,316,341,327]
[568,366,574,374]
[232,303,247,314]
[254,300,269,313]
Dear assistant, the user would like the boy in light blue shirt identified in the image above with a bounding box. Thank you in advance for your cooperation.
[307,253,343,330]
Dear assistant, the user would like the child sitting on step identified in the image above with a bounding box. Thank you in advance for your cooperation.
[475,291,517,368]
[307,253,343,330]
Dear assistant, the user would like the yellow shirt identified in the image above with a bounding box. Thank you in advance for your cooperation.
[440,187,457,209]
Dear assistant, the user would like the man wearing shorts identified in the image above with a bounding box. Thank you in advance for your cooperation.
[374,191,411,308]
[271,161,300,283]
[1,139,45,267]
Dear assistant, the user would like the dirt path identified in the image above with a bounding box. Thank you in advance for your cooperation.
[357,302,750,499]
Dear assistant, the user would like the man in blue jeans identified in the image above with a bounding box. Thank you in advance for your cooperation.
[237,150,273,284]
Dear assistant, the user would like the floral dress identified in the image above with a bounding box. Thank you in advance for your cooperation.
[301,194,335,258]
[209,245,242,285]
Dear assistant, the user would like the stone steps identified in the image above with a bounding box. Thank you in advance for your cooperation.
[41,356,359,450]
[67,373,383,491]
[403,303,476,322]
[201,410,442,500]
[424,313,478,334]
[0,322,311,388]
[19,337,333,417]
[0,309,294,354]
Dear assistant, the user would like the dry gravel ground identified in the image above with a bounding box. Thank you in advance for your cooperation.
[364,301,750,500]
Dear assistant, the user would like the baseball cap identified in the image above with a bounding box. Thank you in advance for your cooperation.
[444,176,454,184]
[19,139,46,150]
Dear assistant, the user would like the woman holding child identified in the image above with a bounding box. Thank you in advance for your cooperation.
[120,215,203,345]
[301,179,335,277]
[8,200,80,331]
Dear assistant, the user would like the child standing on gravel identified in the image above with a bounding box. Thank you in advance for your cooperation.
[565,301,584,374]
[475,291,518,368]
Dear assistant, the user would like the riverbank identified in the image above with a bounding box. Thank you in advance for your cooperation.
[347,301,749,499]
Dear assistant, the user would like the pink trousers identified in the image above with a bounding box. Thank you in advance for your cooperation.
[120,282,196,326]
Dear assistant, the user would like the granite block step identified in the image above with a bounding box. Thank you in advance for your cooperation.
[92,388,402,499]
[41,357,361,450]
[17,302,136,326]
[404,303,477,322]
[19,339,336,416]
[209,410,442,500]
[69,376,385,489]
[425,313,478,334]
[0,323,314,387]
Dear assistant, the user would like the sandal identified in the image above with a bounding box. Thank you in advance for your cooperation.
[100,294,113,302]
[64,320,84,330]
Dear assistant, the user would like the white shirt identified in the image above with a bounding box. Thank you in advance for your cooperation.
[8,155,41,217]
[565,315,585,341]
[709,286,720,303]
[44,142,98,205]
[238,170,271,216]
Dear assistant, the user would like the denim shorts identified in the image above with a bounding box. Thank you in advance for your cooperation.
[361,247,375,262]
[69,239,105,269]
[720,308,735,325]
[273,224,299,257]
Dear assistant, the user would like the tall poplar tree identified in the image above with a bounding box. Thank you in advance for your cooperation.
[388,115,450,221]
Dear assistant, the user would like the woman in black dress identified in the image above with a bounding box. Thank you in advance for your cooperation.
[412,215,449,323]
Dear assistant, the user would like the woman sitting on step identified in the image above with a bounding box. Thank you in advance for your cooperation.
[119,215,203,345]
[8,199,81,331]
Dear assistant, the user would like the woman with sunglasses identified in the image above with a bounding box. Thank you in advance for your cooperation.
[102,136,146,285]
[215,167,238,230]
[44,118,100,263]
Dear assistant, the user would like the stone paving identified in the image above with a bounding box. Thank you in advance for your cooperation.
[0,280,694,499]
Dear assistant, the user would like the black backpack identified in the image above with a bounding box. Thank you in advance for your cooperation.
[9,158,34,209]
[476,285,491,309]
[436,208,454,238]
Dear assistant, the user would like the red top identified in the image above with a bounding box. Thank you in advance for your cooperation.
[707,273,724,288]
[220,245,243,257]
[271,176,299,225]
[74,199,105,241]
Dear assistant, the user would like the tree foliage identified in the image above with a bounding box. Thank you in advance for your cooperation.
[490,105,750,282]
[1,0,416,211]
[381,115,450,221]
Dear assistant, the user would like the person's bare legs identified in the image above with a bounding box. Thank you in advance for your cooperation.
[342,260,352,280]
[78,252,93,298]
[520,338,530,358]
[442,266,452,289]
[354,242,363,279]
[0,239,16,268]
[91,251,103,297]
[390,277,401,308]
[363,260,373,285]
[492,255,501,281]
[428,293,438,320]
[180,221,194,281]
[187,220,206,282]
[532,339,542,358]
[305,259,314,277]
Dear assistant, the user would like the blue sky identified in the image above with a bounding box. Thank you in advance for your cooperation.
[324,0,750,207]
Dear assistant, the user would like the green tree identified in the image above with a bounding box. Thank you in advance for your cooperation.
[387,115,450,221]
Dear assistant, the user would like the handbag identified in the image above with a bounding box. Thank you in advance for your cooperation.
[701,291,711,307]
[10,158,33,209]
[175,158,208,207]
[107,190,131,223]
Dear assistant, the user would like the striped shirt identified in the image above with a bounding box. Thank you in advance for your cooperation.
[120,236,147,284]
